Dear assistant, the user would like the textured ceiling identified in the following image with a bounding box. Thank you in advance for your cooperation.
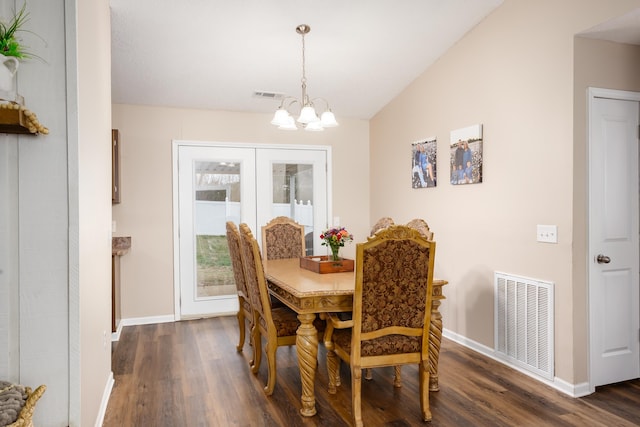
[110,1,640,121]
[109,0,504,120]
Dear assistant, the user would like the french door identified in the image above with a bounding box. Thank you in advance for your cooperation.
[173,142,329,318]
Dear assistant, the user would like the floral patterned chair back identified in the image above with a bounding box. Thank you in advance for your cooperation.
[406,218,434,241]
[369,216,395,236]
[261,216,306,260]
[238,222,301,395]
[324,224,436,426]
[239,223,271,329]
[225,221,253,352]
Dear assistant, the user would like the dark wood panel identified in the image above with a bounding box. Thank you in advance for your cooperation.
[104,316,640,427]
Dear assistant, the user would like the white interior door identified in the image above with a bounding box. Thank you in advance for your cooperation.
[588,88,640,388]
[174,143,330,318]
[176,144,256,318]
[256,148,328,256]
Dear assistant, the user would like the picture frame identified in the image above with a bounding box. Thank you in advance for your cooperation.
[450,124,483,185]
[411,137,437,188]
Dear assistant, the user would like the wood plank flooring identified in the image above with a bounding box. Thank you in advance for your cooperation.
[103,316,640,426]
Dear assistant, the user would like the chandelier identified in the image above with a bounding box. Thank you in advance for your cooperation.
[271,24,339,131]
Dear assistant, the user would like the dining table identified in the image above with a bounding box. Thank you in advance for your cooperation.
[264,257,448,417]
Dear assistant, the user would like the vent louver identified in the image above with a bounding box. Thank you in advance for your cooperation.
[253,91,285,100]
[495,272,554,380]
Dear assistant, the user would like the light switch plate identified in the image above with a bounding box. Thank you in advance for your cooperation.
[537,224,557,243]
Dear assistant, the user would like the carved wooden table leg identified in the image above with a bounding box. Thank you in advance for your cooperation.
[429,280,447,392]
[296,313,319,417]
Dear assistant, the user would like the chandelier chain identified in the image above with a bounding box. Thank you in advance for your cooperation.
[300,30,307,105]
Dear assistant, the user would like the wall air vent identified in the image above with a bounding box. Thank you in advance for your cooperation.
[495,271,554,380]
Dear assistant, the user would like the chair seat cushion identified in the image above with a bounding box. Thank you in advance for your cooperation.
[333,329,422,356]
[259,306,326,337]
[269,307,301,337]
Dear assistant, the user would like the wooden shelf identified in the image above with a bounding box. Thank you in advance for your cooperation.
[0,108,33,134]
[0,104,48,135]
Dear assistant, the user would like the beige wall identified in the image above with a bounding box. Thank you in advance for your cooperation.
[370,0,640,386]
[572,37,640,381]
[112,104,369,319]
[77,0,113,425]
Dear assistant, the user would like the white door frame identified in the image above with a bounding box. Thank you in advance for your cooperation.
[587,87,640,390]
[171,140,333,320]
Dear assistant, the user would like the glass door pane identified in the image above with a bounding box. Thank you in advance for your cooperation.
[256,148,328,256]
[194,160,240,297]
[177,145,256,318]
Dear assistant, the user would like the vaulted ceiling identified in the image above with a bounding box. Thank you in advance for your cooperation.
[110,1,640,121]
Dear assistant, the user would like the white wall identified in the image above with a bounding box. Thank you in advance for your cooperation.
[0,1,73,424]
[0,1,112,425]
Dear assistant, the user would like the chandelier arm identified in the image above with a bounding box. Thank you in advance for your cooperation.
[280,96,301,113]
[309,97,332,112]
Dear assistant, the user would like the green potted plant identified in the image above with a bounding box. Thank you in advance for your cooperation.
[0,3,34,59]
[0,3,38,93]
[0,3,48,134]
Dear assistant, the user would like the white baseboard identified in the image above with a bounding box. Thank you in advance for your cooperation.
[95,371,114,427]
[442,328,588,398]
[122,314,176,326]
[110,321,123,342]
[111,314,176,341]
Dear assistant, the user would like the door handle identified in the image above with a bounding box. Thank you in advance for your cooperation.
[596,254,611,264]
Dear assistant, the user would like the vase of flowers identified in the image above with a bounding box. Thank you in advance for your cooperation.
[320,226,353,261]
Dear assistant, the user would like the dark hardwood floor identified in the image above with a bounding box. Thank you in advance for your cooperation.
[103,316,640,426]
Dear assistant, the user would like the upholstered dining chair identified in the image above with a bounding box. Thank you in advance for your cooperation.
[367,216,397,383]
[261,216,306,260]
[225,221,254,355]
[324,225,436,426]
[369,216,395,236]
[406,218,434,240]
[238,223,302,395]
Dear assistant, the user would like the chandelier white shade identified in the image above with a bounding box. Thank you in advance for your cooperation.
[271,25,339,131]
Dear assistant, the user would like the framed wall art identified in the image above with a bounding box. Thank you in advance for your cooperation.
[411,137,437,188]
[450,124,483,185]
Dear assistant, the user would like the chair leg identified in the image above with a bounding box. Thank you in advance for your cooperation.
[419,360,432,421]
[351,366,364,427]
[236,309,245,352]
[247,318,256,366]
[250,325,261,374]
[326,345,340,394]
[364,368,372,380]
[264,341,278,395]
[393,365,402,388]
